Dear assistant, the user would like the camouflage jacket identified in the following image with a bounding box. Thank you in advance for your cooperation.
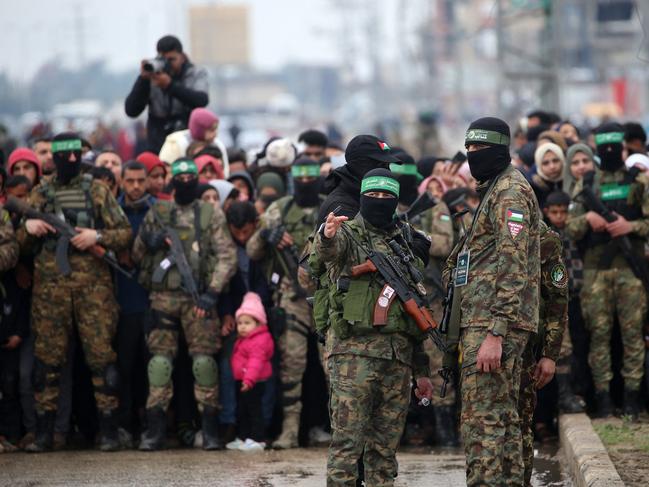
[538,220,568,361]
[0,209,19,272]
[445,165,540,335]
[16,177,131,284]
[132,200,237,294]
[566,167,649,270]
[314,215,430,378]
[418,202,454,298]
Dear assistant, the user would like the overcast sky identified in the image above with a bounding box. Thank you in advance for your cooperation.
[0,0,349,81]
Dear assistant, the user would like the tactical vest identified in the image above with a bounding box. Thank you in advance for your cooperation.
[39,175,100,252]
[138,200,215,293]
[325,220,427,342]
[277,196,321,251]
[583,169,645,263]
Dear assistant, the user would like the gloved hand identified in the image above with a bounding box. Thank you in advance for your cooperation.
[196,289,219,313]
[142,230,167,252]
[260,225,286,247]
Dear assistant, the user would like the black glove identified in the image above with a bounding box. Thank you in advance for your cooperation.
[196,289,219,312]
[142,230,167,252]
[260,226,286,247]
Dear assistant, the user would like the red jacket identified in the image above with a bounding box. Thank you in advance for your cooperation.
[230,325,274,388]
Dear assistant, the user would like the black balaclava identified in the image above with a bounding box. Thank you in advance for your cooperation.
[465,117,512,183]
[348,158,388,181]
[390,150,420,206]
[291,158,322,207]
[595,122,625,172]
[359,168,400,229]
[173,177,198,205]
[52,132,83,184]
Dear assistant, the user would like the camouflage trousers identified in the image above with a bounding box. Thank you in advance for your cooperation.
[460,327,530,487]
[327,353,411,486]
[581,268,646,391]
[278,298,320,416]
[146,291,220,412]
[518,339,537,487]
[31,279,118,412]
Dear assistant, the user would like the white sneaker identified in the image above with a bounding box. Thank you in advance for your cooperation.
[239,438,265,452]
[309,426,332,444]
[193,431,203,448]
[226,438,244,450]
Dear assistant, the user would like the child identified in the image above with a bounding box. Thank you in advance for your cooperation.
[227,292,274,452]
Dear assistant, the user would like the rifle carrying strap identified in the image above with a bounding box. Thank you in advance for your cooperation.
[443,172,502,367]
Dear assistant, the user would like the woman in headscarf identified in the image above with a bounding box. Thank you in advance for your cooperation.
[562,143,595,195]
[531,142,565,207]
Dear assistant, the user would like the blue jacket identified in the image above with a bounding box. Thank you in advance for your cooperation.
[116,194,156,314]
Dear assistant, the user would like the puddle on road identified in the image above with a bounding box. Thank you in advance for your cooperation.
[532,444,573,487]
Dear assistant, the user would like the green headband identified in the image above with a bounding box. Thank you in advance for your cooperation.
[465,129,510,146]
[291,165,321,178]
[389,163,424,181]
[51,139,82,153]
[361,175,400,196]
[171,159,198,177]
[594,132,624,146]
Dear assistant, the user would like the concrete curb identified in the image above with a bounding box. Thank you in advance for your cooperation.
[559,413,624,487]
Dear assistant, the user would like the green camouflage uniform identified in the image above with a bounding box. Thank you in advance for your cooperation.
[0,208,19,278]
[314,215,430,486]
[246,196,320,429]
[16,176,131,413]
[566,168,649,392]
[445,165,540,487]
[519,221,568,486]
[132,200,237,411]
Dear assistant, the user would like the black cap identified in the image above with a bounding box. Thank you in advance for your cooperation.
[345,135,402,165]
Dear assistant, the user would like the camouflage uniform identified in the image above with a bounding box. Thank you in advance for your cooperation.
[445,165,540,487]
[16,176,131,413]
[314,215,430,486]
[566,168,649,394]
[519,221,568,486]
[133,200,237,412]
[0,209,19,272]
[246,195,320,446]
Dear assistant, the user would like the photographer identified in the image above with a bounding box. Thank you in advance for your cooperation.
[125,35,209,153]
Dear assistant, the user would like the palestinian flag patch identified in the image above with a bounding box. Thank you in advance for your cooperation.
[378,141,390,151]
[506,208,524,239]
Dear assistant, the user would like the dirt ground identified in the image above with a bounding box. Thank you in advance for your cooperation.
[592,414,649,487]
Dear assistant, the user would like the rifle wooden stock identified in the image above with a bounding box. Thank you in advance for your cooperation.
[351,259,377,277]
[403,298,438,332]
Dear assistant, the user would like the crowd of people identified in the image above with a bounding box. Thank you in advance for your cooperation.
[0,34,646,483]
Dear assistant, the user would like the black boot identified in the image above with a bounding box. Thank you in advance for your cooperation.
[434,405,460,448]
[623,389,641,421]
[201,406,223,450]
[25,411,55,453]
[556,374,586,414]
[139,408,167,451]
[98,410,120,452]
[594,391,613,418]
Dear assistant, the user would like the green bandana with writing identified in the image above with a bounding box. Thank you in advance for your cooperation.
[361,176,400,197]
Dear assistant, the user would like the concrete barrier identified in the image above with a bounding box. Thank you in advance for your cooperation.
[559,413,624,487]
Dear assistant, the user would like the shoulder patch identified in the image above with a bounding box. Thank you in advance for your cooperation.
[505,208,525,239]
[440,214,451,222]
[550,263,568,288]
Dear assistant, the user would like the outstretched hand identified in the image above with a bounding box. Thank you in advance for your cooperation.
[324,212,348,238]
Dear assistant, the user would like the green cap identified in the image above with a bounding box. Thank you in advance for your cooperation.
[291,164,321,178]
[361,175,400,197]
[594,132,624,146]
[51,139,82,153]
[465,129,510,146]
[171,159,198,177]
[389,163,424,181]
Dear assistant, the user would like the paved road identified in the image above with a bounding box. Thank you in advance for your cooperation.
[0,446,569,486]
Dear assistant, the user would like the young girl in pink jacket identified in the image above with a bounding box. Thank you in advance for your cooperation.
[226,292,274,452]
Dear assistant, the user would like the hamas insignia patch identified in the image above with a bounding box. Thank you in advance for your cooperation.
[551,264,568,288]
[506,208,524,239]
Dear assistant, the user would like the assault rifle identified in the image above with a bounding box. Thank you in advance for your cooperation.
[398,190,438,222]
[261,225,307,299]
[578,181,649,295]
[5,196,133,279]
[146,200,200,304]
[338,224,445,351]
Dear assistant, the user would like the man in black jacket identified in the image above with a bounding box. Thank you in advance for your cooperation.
[125,35,209,153]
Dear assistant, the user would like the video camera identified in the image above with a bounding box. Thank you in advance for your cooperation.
[142,56,170,74]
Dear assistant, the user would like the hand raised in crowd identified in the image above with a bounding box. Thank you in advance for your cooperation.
[70,228,98,251]
[585,211,607,232]
[533,357,556,389]
[25,219,56,237]
[152,72,172,89]
[414,376,434,402]
[323,212,348,239]
[476,332,503,373]
[221,314,236,337]
[438,162,460,189]
[606,212,633,237]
